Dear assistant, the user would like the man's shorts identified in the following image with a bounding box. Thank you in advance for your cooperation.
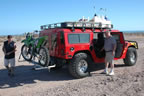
[4,58,15,67]
[105,52,114,63]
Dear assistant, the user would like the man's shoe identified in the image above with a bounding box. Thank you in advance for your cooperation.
[108,71,115,76]
[88,72,92,76]
[101,69,109,74]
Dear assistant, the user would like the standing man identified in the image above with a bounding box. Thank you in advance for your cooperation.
[103,31,116,76]
[2,35,16,77]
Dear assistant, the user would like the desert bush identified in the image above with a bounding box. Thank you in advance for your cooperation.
[0,36,7,43]
[14,35,25,42]
[124,32,144,37]
[0,35,26,43]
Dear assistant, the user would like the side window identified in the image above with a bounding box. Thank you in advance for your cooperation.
[93,32,104,39]
[68,34,79,44]
[93,33,98,39]
[111,34,120,42]
[79,34,90,43]
[68,33,90,44]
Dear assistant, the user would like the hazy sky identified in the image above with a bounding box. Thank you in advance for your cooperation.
[0,0,144,35]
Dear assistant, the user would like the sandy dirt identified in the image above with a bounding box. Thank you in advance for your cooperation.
[0,35,144,96]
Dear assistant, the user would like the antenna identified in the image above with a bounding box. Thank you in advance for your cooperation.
[94,6,96,15]
[92,0,97,15]
[100,8,107,16]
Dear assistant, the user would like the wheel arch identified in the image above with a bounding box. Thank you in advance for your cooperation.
[124,45,136,58]
[73,50,94,61]
[125,44,137,54]
[128,45,137,49]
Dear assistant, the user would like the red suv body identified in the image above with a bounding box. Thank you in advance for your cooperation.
[39,22,138,78]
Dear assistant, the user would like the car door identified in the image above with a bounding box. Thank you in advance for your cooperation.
[111,32,125,58]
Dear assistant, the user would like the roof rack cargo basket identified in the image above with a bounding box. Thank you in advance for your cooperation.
[40,22,113,30]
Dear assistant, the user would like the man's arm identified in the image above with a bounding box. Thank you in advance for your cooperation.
[112,44,116,55]
[2,43,6,55]
[14,43,17,52]
[112,38,117,56]
[100,47,104,52]
[6,43,17,55]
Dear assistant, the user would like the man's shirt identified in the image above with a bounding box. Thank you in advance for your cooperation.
[3,41,15,59]
[104,36,116,52]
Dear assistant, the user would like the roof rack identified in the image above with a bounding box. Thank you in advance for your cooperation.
[40,22,113,31]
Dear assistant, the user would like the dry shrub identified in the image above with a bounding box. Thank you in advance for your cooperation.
[14,35,25,42]
[124,32,144,37]
[0,36,7,43]
[0,35,26,43]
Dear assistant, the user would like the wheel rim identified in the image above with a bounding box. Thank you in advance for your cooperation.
[39,48,47,65]
[78,60,88,73]
[130,52,136,63]
[22,46,32,60]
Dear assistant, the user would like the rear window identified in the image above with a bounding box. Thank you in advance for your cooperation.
[68,33,90,44]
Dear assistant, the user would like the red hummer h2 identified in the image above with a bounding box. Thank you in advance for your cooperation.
[40,21,138,78]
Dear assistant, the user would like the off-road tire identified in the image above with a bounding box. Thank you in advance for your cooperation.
[123,47,137,66]
[68,53,91,79]
[38,46,50,67]
[21,44,33,61]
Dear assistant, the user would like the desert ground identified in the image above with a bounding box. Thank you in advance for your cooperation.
[0,34,144,96]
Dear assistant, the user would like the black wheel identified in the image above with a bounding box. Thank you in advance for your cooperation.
[38,46,50,67]
[68,53,91,79]
[123,47,137,66]
[21,44,33,61]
